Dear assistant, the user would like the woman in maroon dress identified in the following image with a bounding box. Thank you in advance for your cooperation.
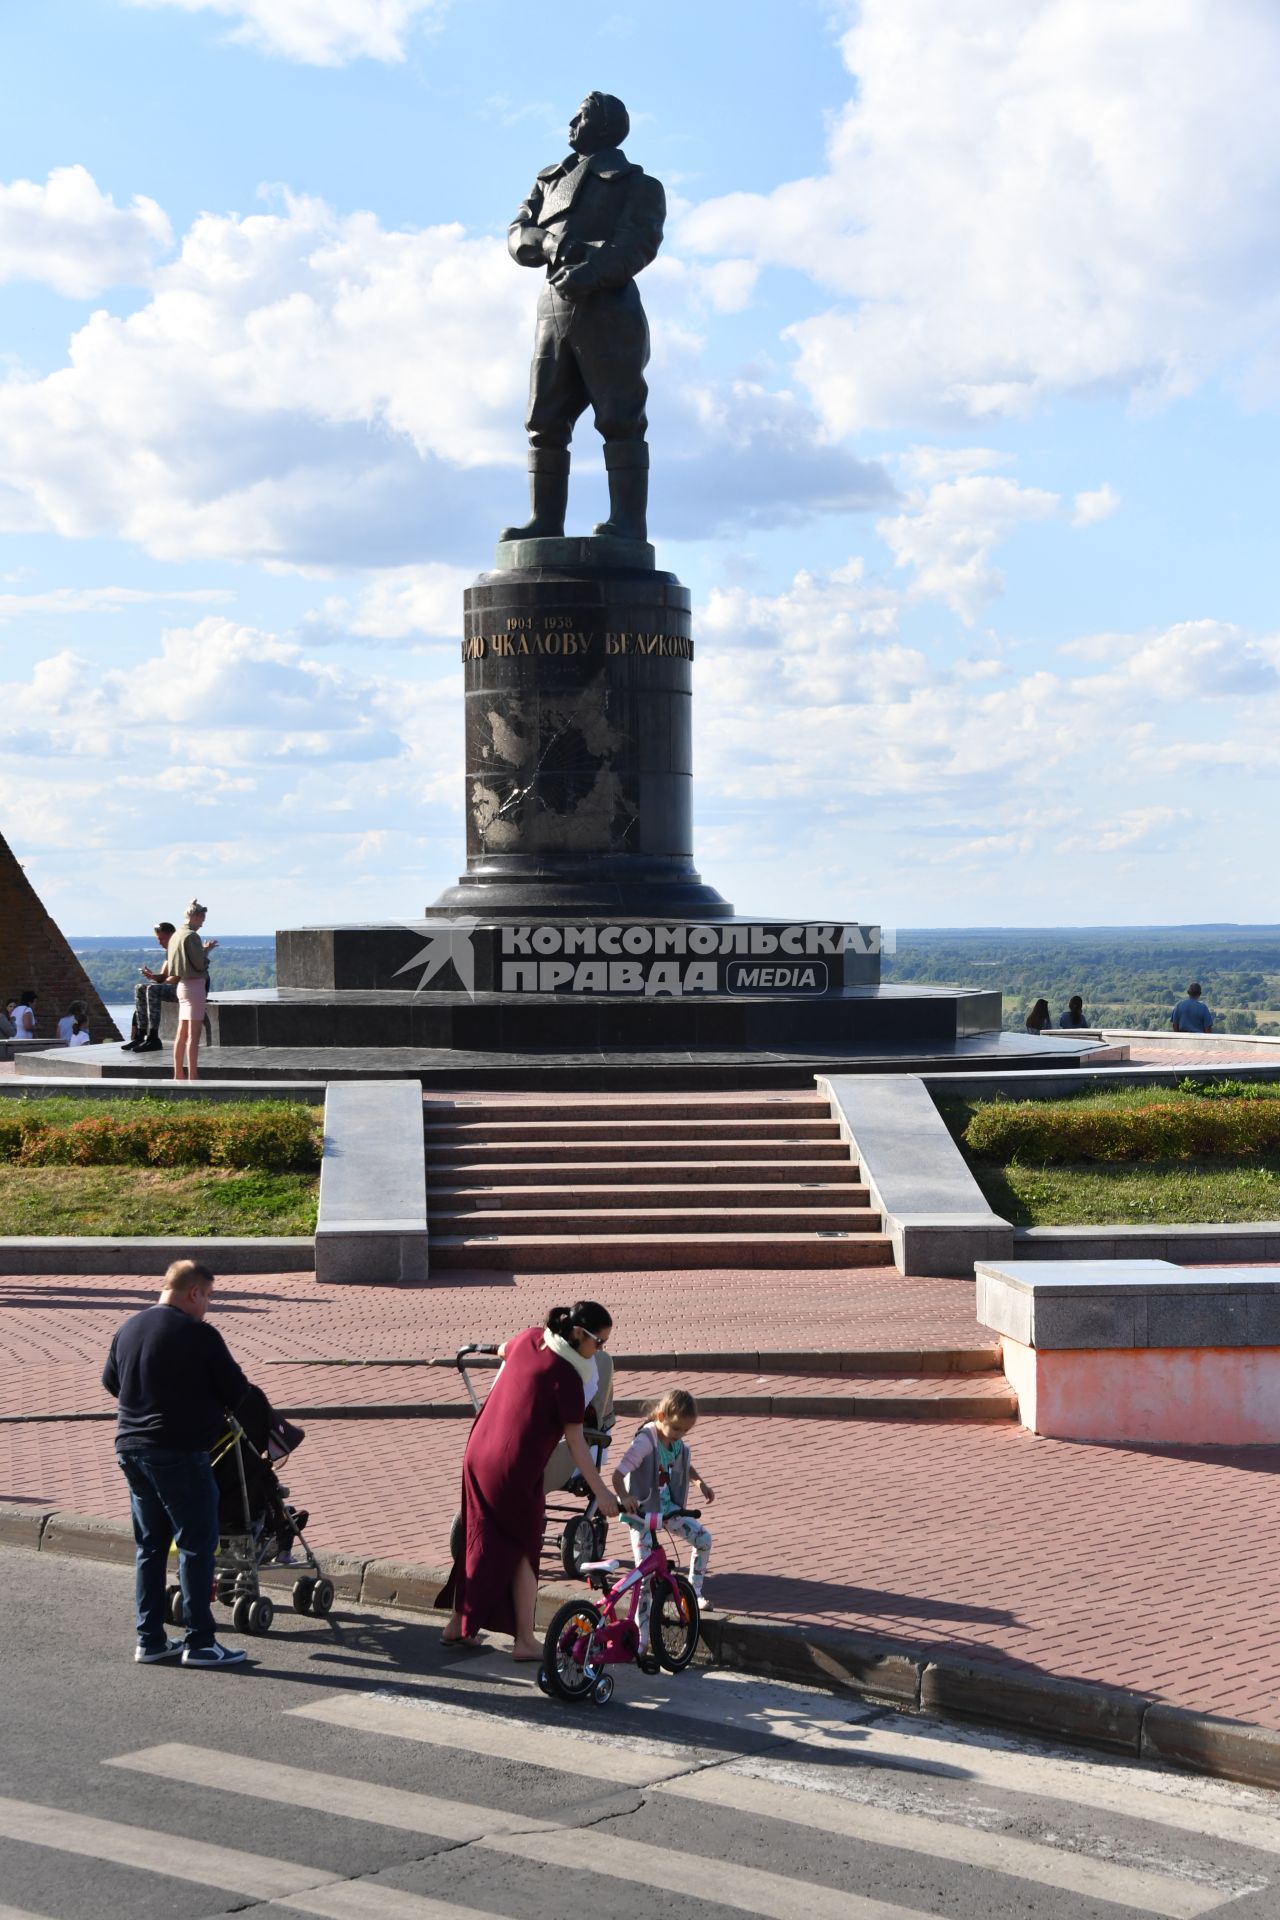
[438,1300,619,1660]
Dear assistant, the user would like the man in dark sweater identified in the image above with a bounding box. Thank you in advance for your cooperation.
[103,1259,250,1667]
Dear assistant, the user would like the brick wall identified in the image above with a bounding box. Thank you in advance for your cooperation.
[0,833,121,1042]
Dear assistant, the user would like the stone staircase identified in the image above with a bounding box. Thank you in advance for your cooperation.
[424,1091,895,1271]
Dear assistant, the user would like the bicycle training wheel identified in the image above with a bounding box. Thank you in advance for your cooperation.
[542,1599,603,1702]
[650,1572,700,1673]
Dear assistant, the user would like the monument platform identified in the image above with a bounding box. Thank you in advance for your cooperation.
[21,1029,1114,1087]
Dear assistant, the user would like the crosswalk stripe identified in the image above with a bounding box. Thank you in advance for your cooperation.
[480,1827,928,1920]
[0,1795,336,1900]
[781,1713,1280,1858]
[286,1689,1256,1913]
[107,1744,556,1841]
[272,1889,516,1920]
[655,1761,1228,1920]
[289,1691,693,1786]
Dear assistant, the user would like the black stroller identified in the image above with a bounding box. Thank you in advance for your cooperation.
[442,1343,614,1578]
[162,1384,333,1637]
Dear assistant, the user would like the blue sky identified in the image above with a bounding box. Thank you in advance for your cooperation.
[1,0,1277,935]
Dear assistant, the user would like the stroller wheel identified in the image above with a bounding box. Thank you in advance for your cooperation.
[247,1595,274,1635]
[536,1665,551,1696]
[560,1513,596,1579]
[215,1575,237,1607]
[232,1596,253,1635]
[292,1577,317,1615]
[165,1585,185,1627]
[310,1577,335,1618]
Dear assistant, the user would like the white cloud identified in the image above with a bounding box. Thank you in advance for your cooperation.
[0,585,231,621]
[306,562,473,641]
[679,1,1280,432]
[128,0,443,65]
[0,165,171,297]
[1072,483,1120,527]
[877,474,1061,622]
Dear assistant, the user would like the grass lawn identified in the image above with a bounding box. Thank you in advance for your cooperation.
[970,1159,1280,1227]
[0,1095,323,1126]
[0,1168,318,1236]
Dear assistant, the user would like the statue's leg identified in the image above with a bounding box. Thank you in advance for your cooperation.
[583,289,651,542]
[500,295,588,542]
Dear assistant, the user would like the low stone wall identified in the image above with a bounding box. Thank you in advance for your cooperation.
[314,1079,429,1284]
[818,1074,1013,1277]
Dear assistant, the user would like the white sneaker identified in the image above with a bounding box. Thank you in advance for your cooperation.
[182,1641,248,1668]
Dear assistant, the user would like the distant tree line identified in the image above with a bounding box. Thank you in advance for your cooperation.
[880,928,1280,1036]
[74,942,277,1000]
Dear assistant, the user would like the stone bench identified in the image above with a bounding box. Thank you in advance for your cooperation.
[977,1258,1280,1442]
[314,1080,429,1284]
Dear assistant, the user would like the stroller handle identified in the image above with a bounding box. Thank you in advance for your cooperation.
[453,1343,499,1366]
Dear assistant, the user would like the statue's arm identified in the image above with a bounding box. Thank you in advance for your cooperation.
[582,174,666,291]
[508,179,558,269]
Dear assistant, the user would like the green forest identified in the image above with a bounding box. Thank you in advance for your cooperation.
[71,925,1280,1036]
[880,926,1280,1034]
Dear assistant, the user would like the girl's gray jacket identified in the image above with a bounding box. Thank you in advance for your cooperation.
[621,1422,690,1510]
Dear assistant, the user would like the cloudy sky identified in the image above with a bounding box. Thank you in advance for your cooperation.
[2,0,1278,935]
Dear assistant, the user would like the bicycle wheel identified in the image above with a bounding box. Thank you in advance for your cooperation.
[650,1572,700,1673]
[542,1599,603,1702]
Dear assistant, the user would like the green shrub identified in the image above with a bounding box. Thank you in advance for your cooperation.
[963,1095,1280,1163]
[0,1101,321,1172]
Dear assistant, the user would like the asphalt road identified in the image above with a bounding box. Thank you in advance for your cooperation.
[2,1543,1279,1920]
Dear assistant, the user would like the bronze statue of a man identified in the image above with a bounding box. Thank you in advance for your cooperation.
[501,92,665,546]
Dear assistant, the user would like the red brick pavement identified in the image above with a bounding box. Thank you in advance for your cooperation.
[4,1404,1277,1728]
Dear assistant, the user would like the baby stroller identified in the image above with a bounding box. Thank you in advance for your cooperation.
[163,1384,333,1637]
[443,1342,615,1578]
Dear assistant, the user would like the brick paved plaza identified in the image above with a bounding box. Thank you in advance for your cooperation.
[4,1260,1279,1730]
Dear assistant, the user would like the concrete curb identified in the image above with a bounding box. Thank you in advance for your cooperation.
[6,1497,1279,1791]
[0,1237,314,1275]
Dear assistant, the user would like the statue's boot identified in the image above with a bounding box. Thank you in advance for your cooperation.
[500,448,569,541]
[593,442,649,542]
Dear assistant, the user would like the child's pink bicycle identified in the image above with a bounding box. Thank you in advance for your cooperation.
[538,1506,702,1706]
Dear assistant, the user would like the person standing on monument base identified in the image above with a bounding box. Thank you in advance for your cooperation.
[502,92,664,547]
[166,899,217,1080]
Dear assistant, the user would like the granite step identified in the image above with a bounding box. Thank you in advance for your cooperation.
[432,1181,871,1212]
[426,1096,834,1123]
[430,1230,895,1271]
[426,1157,865,1187]
[430,1205,883,1238]
[425,1136,853,1165]
[424,1116,843,1144]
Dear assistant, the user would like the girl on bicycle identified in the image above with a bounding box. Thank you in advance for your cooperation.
[612,1388,715,1627]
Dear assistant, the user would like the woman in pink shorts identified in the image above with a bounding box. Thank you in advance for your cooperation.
[166,900,218,1081]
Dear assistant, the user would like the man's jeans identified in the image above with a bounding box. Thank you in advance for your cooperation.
[117,1448,219,1649]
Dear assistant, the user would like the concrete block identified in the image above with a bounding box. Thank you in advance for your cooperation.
[315,1080,429,1285]
[1141,1705,1280,1791]
[0,1501,53,1548]
[42,1511,135,1566]
[920,1660,1147,1752]
[1146,1292,1251,1348]
[717,1615,923,1709]
[0,1237,313,1276]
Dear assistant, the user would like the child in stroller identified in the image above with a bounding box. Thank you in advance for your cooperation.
[214,1382,310,1565]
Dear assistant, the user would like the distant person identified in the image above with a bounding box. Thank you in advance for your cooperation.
[11,990,37,1039]
[123,921,178,1054]
[68,1014,92,1048]
[1171,982,1214,1033]
[1025,998,1051,1033]
[102,1258,249,1667]
[0,1000,15,1040]
[56,998,88,1044]
[1059,995,1087,1029]
[166,900,218,1081]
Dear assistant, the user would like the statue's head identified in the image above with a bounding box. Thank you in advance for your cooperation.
[569,93,629,155]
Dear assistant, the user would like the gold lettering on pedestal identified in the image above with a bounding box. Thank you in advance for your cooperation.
[463,623,692,663]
